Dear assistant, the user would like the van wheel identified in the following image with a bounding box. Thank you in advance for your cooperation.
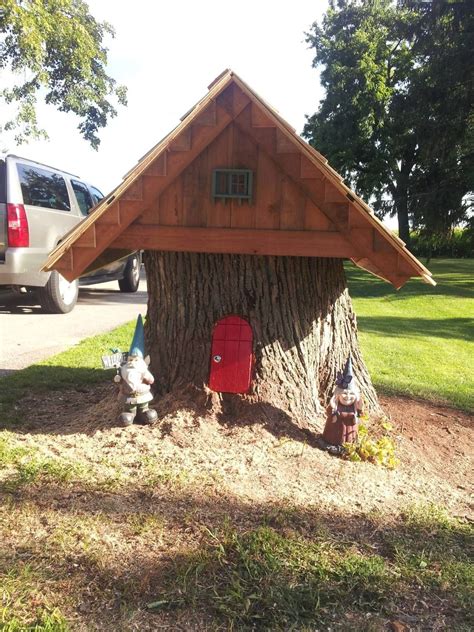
[38,271,79,313]
[118,255,140,293]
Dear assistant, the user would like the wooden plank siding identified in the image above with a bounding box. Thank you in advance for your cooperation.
[111,226,353,258]
[143,121,332,239]
[42,70,434,288]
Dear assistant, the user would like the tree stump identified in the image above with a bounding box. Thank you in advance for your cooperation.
[144,251,380,432]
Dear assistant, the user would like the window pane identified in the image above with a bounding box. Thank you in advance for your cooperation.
[17,163,71,211]
[71,179,93,216]
[89,186,104,206]
[213,170,252,200]
[231,173,247,195]
[215,172,228,195]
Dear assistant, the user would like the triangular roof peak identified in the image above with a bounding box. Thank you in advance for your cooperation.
[43,70,434,288]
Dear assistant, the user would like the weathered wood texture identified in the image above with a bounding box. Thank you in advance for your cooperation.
[43,71,433,289]
[145,251,381,429]
[111,226,352,258]
[136,121,333,233]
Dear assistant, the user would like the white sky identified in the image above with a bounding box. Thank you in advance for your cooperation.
[1,0,327,193]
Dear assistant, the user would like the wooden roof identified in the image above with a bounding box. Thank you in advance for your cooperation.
[43,69,434,289]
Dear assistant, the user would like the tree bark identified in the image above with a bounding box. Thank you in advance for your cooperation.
[144,252,380,432]
[395,160,412,247]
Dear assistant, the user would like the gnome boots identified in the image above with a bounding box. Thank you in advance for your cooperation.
[119,409,136,427]
[119,404,157,427]
[135,404,158,425]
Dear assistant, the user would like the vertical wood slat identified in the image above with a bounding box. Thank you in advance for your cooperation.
[251,102,275,128]
[169,126,192,152]
[192,99,217,126]
[304,199,333,231]
[276,128,297,154]
[54,247,74,273]
[206,125,232,227]
[280,176,305,230]
[75,225,97,248]
[145,153,167,177]
[255,149,280,230]
[183,156,207,227]
[373,230,394,253]
[137,200,159,225]
[159,180,183,226]
[122,178,143,201]
[324,179,347,204]
[300,155,324,180]
[96,202,121,226]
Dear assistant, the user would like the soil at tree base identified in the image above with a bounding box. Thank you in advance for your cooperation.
[13,385,473,519]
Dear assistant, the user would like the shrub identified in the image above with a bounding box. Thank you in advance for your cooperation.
[344,421,399,469]
[410,228,473,259]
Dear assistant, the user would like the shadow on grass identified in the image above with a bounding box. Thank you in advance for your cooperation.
[357,315,474,343]
[2,486,472,631]
[0,365,110,429]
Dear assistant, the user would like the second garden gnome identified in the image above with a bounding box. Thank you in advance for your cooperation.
[321,356,363,455]
[114,314,158,427]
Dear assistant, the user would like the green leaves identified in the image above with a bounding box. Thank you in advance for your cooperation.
[304,0,473,241]
[0,0,127,148]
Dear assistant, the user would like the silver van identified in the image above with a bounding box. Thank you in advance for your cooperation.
[0,154,140,313]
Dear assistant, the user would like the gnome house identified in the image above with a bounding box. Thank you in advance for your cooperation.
[44,70,433,429]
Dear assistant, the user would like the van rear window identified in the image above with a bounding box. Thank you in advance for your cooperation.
[17,163,71,211]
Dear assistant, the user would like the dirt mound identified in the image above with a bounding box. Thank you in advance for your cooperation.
[13,385,473,519]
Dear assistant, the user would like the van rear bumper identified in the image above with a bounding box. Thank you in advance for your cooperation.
[0,248,50,287]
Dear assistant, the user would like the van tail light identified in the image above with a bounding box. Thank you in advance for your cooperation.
[7,203,29,247]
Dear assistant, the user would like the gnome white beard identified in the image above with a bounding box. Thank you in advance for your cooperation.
[121,359,151,394]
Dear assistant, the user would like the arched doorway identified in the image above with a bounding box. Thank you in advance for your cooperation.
[209,315,253,393]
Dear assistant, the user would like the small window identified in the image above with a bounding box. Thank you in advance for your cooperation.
[71,180,94,216]
[88,185,104,207]
[212,169,253,202]
[17,163,71,211]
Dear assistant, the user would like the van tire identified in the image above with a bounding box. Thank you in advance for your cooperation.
[118,254,140,293]
[38,271,79,313]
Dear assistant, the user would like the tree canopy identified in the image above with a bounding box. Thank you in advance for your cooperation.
[0,0,127,149]
[303,0,473,243]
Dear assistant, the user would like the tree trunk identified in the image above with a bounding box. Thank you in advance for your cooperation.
[144,252,380,432]
[395,161,412,247]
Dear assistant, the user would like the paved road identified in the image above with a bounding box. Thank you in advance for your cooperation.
[0,273,147,377]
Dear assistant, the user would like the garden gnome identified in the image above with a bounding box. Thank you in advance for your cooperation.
[114,314,158,427]
[321,357,363,456]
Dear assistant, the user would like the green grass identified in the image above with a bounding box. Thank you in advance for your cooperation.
[0,320,136,426]
[0,560,70,631]
[0,609,69,632]
[153,505,473,630]
[0,432,83,491]
[347,258,474,411]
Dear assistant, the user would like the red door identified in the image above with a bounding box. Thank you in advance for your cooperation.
[209,316,253,393]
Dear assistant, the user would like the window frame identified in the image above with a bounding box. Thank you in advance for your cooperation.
[212,169,253,203]
[71,179,94,216]
[16,162,71,212]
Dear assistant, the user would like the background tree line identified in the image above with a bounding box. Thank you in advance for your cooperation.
[304,0,473,248]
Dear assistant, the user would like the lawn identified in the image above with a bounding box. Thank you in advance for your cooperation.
[0,258,472,631]
[347,258,473,412]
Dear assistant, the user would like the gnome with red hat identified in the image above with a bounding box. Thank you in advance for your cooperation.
[321,357,363,456]
[114,314,158,427]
